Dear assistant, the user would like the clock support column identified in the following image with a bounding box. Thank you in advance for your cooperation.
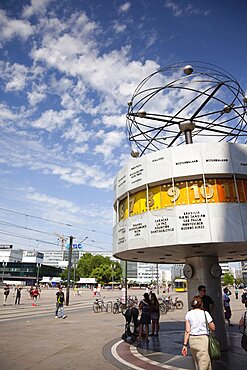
[185,256,228,351]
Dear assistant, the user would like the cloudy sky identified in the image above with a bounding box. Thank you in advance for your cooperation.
[0,0,246,255]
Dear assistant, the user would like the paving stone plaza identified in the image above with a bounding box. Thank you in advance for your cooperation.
[0,287,246,370]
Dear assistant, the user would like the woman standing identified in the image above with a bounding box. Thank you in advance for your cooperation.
[182,295,215,370]
[223,287,233,326]
[150,292,160,336]
[137,292,151,343]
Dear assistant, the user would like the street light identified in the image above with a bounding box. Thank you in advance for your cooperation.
[73,261,77,287]
[36,263,41,284]
[111,263,116,290]
[1,261,7,282]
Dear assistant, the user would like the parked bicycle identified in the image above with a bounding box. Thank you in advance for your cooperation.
[159,296,183,313]
[93,297,108,313]
[113,298,125,314]
[127,295,138,307]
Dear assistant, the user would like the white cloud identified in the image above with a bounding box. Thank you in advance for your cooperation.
[26,190,81,212]
[4,63,29,91]
[62,119,93,144]
[0,125,114,189]
[94,130,125,161]
[27,90,46,106]
[30,13,160,114]
[165,1,210,17]
[0,10,33,41]
[113,23,127,33]
[119,2,131,13]
[0,103,17,121]
[100,114,126,128]
[32,109,75,131]
[24,187,113,227]
[23,0,53,18]
[165,0,182,17]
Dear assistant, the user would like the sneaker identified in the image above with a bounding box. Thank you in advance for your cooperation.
[55,316,58,319]
[62,315,67,319]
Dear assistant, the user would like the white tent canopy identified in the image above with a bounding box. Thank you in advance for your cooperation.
[76,278,96,284]
[40,276,51,283]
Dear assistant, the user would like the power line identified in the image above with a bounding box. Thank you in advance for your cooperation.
[0,229,59,246]
[0,206,112,236]
[0,220,56,237]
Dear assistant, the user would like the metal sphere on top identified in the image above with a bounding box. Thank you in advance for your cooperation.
[126,61,247,156]
[130,149,140,157]
[183,64,193,75]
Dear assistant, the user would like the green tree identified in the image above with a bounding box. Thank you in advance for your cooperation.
[64,253,123,285]
[222,272,234,286]
[235,277,243,286]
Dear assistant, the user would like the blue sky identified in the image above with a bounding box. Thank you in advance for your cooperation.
[0,0,246,256]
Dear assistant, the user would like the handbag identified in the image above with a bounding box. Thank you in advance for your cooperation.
[204,312,221,360]
[239,312,247,351]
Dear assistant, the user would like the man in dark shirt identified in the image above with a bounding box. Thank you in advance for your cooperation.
[55,287,67,319]
[241,288,247,308]
[198,285,214,314]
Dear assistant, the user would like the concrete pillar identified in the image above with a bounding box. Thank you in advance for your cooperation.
[185,256,228,351]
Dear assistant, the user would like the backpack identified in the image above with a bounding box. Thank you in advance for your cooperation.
[242,293,247,304]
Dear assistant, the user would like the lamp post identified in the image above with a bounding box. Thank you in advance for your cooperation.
[1,261,7,282]
[156,263,159,295]
[66,235,73,306]
[111,263,116,290]
[36,263,41,285]
[73,261,77,287]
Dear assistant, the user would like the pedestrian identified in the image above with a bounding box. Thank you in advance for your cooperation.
[241,288,247,308]
[235,287,239,299]
[3,284,10,305]
[182,295,215,370]
[15,286,22,305]
[93,286,97,297]
[223,287,233,326]
[28,286,34,300]
[149,292,160,337]
[198,285,214,315]
[137,292,151,343]
[55,286,67,319]
[32,287,39,305]
[239,306,247,352]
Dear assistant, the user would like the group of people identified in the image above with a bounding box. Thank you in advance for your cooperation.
[137,291,160,343]
[3,284,22,305]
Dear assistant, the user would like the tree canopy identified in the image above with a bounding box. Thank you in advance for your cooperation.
[222,272,234,286]
[62,253,122,285]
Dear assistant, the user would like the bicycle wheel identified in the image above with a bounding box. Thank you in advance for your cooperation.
[159,303,167,315]
[168,303,175,312]
[113,303,119,314]
[176,300,183,309]
[93,303,99,313]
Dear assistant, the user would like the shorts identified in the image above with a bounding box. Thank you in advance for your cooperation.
[140,313,151,325]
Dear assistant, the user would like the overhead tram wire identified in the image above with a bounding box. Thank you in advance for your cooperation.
[0,220,58,237]
[0,229,59,247]
[0,222,113,250]
[0,206,112,236]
